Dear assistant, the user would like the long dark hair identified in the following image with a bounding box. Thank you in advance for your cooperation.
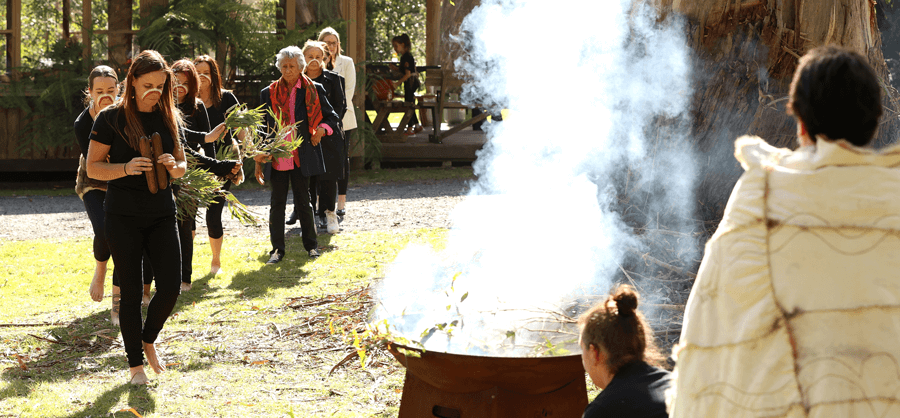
[110,50,182,151]
[578,284,664,374]
[193,55,223,109]
[171,59,201,117]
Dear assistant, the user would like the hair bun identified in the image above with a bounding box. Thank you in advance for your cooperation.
[613,285,639,317]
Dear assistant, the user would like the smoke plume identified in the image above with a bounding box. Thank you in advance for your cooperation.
[373,0,697,356]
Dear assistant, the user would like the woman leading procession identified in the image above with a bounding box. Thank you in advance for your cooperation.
[86,50,186,384]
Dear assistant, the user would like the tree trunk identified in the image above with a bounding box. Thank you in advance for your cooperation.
[439,0,481,72]
[108,0,133,71]
[659,0,900,222]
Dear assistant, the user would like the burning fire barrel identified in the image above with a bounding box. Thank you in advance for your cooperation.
[388,343,588,418]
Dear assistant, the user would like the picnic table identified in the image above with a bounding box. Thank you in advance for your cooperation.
[365,64,487,144]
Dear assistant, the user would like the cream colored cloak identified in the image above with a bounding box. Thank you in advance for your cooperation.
[671,136,900,417]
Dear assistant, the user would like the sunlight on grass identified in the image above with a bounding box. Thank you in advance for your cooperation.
[0,229,448,417]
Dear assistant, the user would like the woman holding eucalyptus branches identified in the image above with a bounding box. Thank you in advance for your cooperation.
[193,55,243,276]
[86,50,186,385]
[172,59,241,291]
[256,45,341,264]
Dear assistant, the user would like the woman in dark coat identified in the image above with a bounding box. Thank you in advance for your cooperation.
[254,45,340,264]
[292,40,346,235]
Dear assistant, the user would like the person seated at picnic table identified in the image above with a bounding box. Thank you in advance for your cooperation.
[670,45,900,417]
[578,284,671,418]
[254,45,341,264]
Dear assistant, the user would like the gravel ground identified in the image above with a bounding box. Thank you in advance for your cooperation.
[0,179,471,241]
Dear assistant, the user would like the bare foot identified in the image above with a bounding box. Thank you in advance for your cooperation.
[111,286,121,326]
[89,261,107,302]
[180,282,192,292]
[129,366,150,385]
[142,293,151,307]
[143,342,166,374]
[209,236,224,275]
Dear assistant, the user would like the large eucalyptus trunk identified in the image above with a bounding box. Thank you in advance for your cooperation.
[658,0,900,222]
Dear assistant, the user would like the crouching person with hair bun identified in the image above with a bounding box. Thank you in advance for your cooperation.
[578,285,671,418]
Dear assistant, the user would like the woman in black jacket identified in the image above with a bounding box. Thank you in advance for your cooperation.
[87,50,186,385]
[171,59,241,291]
[292,40,346,235]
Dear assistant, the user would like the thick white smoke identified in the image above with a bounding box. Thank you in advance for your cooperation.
[373,0,695,356]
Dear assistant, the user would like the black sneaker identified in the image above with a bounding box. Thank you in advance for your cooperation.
[308,249,320,259]
[286,209,298,225]
[336,209,345,223]
[266,251,284,264]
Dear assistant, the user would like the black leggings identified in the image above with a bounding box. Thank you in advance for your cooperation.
[404,83,419,126]
[83,190,120,286]
[206,181,231,239]
[105,213,182,368]
[83,190,112,262]
[308,177,337,216]
[338,129,354,195]
[178,216,195,284]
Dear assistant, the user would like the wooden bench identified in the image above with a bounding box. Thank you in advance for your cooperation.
[420,69,488,144]
[371,99,418,143]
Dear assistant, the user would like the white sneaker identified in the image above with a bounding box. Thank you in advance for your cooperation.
[325,210,340,234]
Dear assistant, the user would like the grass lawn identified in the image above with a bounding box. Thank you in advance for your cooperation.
[0,230,450,417]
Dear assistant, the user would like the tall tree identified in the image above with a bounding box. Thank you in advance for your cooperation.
[653,0,900,219]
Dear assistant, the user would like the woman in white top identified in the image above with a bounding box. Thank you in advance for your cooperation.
[319,27,356,220]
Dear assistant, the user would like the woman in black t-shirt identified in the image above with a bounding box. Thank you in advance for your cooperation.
[87,50,186,385]
[75,65,121,322]
[171,59,238,291]
[578,285,672,418]
[193,55,243,276]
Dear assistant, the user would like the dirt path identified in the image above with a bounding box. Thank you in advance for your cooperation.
[0,179,470,241]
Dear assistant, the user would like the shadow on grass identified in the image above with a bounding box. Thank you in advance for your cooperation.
[61,383,154,418]
[224,234,334,299]
[0,309,122,408]
[0,302,219,417]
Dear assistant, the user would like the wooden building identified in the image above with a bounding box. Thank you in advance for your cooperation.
[0,0,477,172]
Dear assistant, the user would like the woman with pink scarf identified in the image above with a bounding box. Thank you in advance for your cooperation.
[255,46,340,264]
